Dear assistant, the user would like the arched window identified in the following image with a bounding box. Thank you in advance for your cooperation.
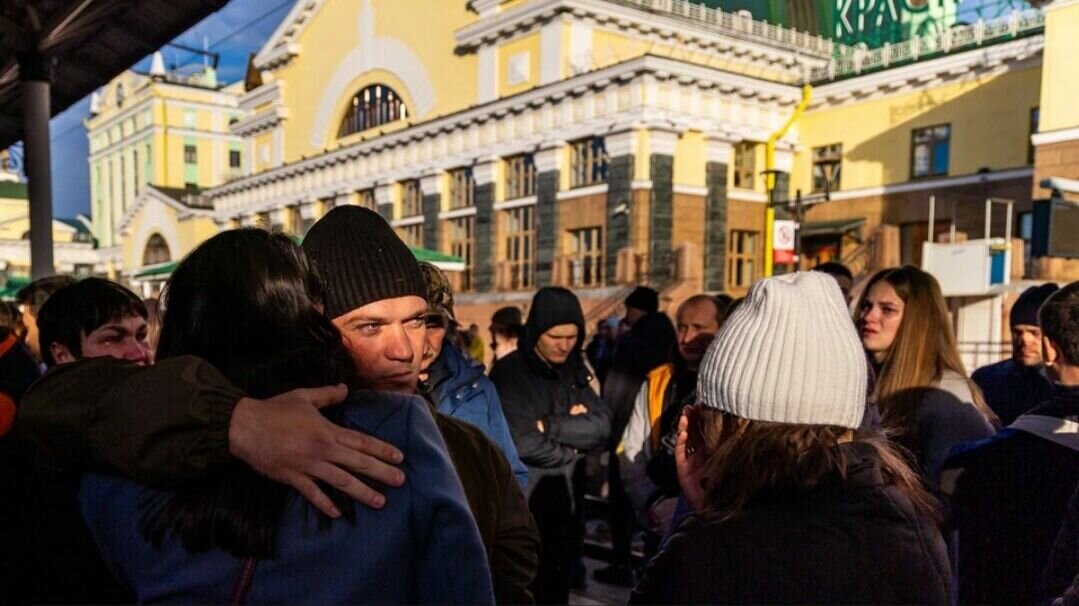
[338,84,407,138]
[143,233,171,266]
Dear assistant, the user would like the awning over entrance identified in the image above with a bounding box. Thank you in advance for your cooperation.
[0,275,30,301]
[801,218,867,238]
[131,246,466,282]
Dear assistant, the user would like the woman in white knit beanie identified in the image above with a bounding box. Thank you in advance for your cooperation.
[631,272,952,605]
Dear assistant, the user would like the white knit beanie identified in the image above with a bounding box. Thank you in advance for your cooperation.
[697,272,866,429]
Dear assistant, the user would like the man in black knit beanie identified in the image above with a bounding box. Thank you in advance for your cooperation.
[303,206,539,604]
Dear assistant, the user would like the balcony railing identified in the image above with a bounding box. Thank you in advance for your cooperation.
[610,0,838,58]
[811,9,1044,82]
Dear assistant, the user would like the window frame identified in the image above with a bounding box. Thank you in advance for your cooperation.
[401,180,423,218]
[338,84,408,139]
[566,226,604,288]
[569,138,609,188]
[357,189,376,210]
[183,143,198,165]
[447,215,475,292]
[726,230,760,290]
[910,124,951,179]
[811,143,842,193]
[505,154,537,200]
[502,205,535,291]
[448,167,475,209]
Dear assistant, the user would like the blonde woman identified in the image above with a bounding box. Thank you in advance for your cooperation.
[856,265,998,485]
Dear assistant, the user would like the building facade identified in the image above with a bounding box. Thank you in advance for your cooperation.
[203,0,1073,329]
[84,58,244,291]
[0,174,100,292]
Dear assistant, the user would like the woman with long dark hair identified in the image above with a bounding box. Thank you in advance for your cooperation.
[632,273,951,605]
[79,229,494,604]
[855,266,998,484]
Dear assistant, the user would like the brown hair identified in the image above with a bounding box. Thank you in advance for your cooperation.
[694,407,939,523]
[856,266,999,434]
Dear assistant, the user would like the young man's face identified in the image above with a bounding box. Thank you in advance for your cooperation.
[1011,325,1043,367]
[333,296,428,393]
[535,323,579,366]
[18,304,41,361]
[50,314,152,366]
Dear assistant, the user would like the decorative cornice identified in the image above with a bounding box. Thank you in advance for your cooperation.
[240,80,285,111]
[253,0,327,71]
[231,106,289,137]
[117,187,213,235]
[811,35,1043,109]
[207,54,800,199]
[456,0,834,80]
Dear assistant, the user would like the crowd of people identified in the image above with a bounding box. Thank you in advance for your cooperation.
[0,203,1075,605]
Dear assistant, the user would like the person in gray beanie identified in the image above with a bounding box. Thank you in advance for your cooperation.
[972,282,1060,425]
[631,272,951,605]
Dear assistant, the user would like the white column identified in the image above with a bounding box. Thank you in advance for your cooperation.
[534,142,564,173]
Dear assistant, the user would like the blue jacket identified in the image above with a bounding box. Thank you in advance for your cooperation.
[426,343,529,488]
[79,391,495,605]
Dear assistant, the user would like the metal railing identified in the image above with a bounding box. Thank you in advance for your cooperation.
[610,0,839,57]
[811,9,1044,82]
[960,341,1011,372]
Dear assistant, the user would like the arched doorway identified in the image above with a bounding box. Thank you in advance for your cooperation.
[142,233,171,266]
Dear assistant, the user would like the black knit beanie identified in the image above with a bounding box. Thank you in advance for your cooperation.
[625,286,659,314]
[1010,282,1059,328]
[302,206,427,319]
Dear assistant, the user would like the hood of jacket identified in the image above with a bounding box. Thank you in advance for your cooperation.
[427,342,486,403]
[520,287,588,379]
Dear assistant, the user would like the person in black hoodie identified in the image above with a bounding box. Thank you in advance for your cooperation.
[490,287,610,605]
[943,281,1079,605]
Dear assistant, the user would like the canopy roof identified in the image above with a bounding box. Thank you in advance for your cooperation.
[0,0,229,149]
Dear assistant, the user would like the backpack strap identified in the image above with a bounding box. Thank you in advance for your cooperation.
[230,557,259,605]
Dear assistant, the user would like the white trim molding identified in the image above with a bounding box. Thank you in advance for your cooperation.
[1031,125,1079,147]
[557,183,608,200]
[673,184,709,196]
[375,183,396,205]
[420,172,444,195]
[494,196,538,211]
[827,167,1034,202]
[392,215,425,227]
[729,190,768,203]
[439,206,478,220]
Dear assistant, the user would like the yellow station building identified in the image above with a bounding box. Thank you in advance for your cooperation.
[70,0,1079,360]
[84,56,244,294]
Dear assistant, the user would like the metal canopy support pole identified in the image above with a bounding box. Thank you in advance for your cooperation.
[19,51,55,279]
